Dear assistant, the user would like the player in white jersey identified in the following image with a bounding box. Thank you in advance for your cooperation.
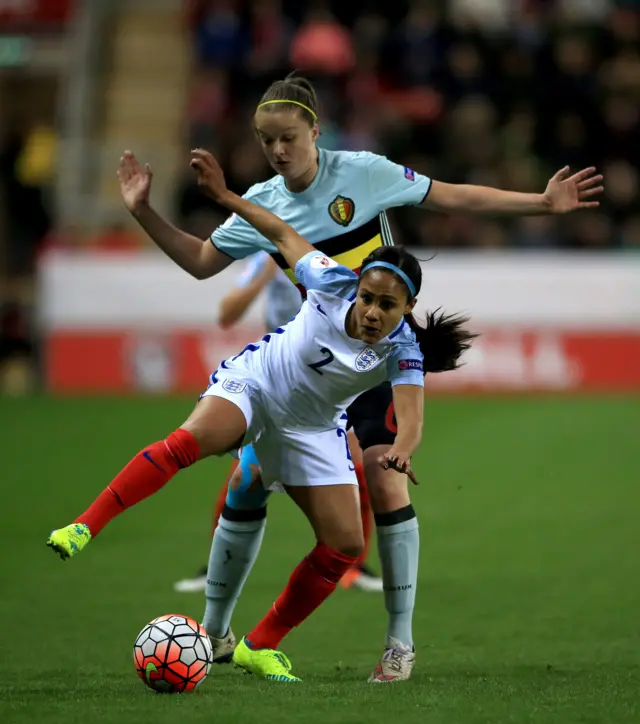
[46,150,473,682]
[70,72,600,681]
[173,252,384,594]
[176,78,601,682]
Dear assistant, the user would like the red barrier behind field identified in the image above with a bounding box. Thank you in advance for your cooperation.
[38,250,640,394]
[45,327,640,394]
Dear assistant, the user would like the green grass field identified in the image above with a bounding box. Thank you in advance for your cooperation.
[1,395,639,724]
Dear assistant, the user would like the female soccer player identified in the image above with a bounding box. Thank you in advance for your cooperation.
[46,150,473,682]
[173,251,384,595]
[101,74,602,681]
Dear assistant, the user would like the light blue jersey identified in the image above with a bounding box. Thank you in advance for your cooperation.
[209,252,424,432]
[235,251,302,331]
[211,149,431,285]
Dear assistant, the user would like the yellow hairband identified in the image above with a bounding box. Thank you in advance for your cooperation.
[256,99,317,121]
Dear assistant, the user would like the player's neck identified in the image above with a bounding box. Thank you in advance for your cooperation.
[345,305,359,340]
[284,151,319,193]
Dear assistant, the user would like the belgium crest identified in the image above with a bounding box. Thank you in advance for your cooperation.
[328,195,355,227]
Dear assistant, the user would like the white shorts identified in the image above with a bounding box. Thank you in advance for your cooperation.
[201,374,358,490]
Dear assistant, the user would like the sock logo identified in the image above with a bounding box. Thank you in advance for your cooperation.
[142,451,165,473]
[207,580,227,588]
[224,549,232,564]
[383,584,413,592]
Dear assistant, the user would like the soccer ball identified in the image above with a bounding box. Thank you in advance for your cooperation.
[133,614,213,693]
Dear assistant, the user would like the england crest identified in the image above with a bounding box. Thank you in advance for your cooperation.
[355,347,380,372]
[222,378,247,393]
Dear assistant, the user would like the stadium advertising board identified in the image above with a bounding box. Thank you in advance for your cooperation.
[38,251,640,393]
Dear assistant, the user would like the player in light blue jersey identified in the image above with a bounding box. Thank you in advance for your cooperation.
[106,72,600,681]
[220,251,301,334]
[47,150,474,682]
[172,252,384,595]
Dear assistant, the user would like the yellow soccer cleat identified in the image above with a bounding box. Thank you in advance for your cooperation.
[233,636,301,683]
[47,523,91,560]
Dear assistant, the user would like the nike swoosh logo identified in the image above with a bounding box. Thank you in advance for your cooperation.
[143,451,165,473]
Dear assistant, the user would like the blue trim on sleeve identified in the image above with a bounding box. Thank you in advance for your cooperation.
[210,235,239,260]
[390,376,425,388]
[388,319,406,340]
[420,178,433,203]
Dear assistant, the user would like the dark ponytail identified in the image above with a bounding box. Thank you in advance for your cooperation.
[359,246,477,373]
[406,309,476,373]
[256,72,319,126]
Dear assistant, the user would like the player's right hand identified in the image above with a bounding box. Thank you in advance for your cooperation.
[117,151,152,213]
[379,449,419,485]
[190,148,229,203]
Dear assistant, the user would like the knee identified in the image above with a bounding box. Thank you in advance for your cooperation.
[325,534,364,560]
[363,447,411,513]
[339,541,364,559]
[228,460,261,493]
[310,541,360,584]
[179,422,216,458]
[229,449,262,493]
[368,482,409,514]
[225,480,269,510]
[164,428,200,468]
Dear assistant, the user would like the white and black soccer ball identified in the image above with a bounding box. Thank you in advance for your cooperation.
[133,614,213,693]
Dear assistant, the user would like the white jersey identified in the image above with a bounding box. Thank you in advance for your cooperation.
[208,251,424,432]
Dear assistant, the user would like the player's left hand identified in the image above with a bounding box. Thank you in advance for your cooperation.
[379,450,419,485]
[190,148,228,203]
[543,166,604,214]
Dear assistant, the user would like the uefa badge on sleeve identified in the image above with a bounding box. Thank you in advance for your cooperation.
[398,359,423,372]
[310,254,338,269]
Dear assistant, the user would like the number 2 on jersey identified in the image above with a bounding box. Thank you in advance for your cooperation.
[308,347,334,375]
[336,428,355,471]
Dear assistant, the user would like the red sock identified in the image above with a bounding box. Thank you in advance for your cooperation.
[211,460,238,536]
[246,542,357,650]
[355,462,372,566]
[75,428,199,537]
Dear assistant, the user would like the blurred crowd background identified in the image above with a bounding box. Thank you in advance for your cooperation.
[0,0,639,391]
[178,0,640,251]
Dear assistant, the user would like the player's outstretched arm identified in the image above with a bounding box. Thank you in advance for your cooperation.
[423,166,604,216]
[117,151,232,279]
[379,384,423,485]
[219,256,277,328]
[190,148,314,271]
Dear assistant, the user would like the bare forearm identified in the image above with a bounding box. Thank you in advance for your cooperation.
[219,284,262,327]
[220,190,313,270]
[132,204,212,279]
[425,181,552,217]
[394,424,423,458]
[392,385,424,455]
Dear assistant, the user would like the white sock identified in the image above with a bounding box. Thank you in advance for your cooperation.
[376,506,419,648]
[202,510,266,638]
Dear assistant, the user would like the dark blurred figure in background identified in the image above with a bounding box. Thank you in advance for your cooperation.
[180,0,640,249]
[0,118,55,278]
[0,116,56,395]
[0,301,34,395]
